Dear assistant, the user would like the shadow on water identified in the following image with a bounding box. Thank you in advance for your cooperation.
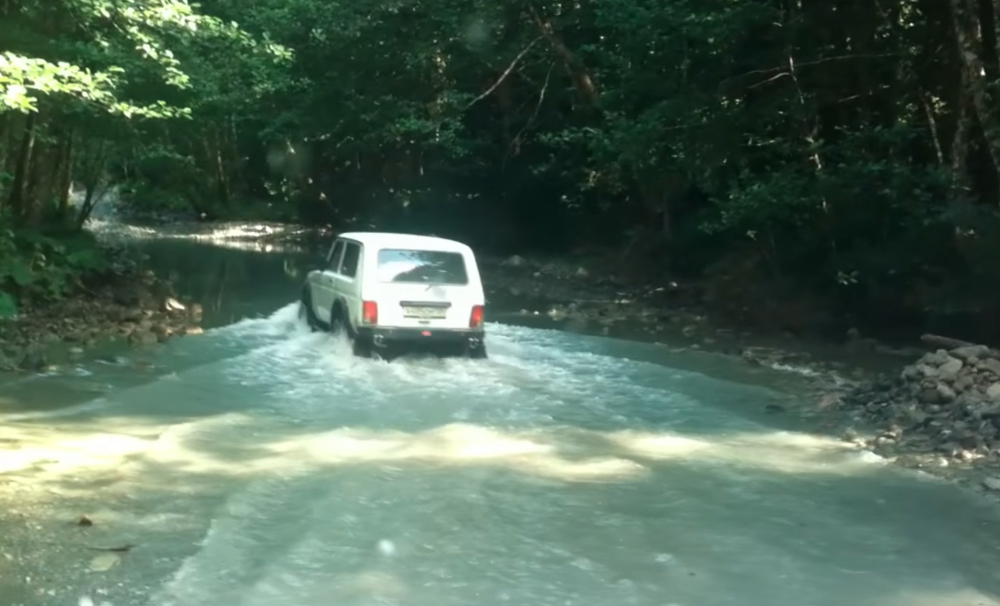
[4,413,1000,606]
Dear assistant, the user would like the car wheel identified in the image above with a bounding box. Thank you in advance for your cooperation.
[299,290,319,330]
[328,304,347,336]
[466,343,488,359]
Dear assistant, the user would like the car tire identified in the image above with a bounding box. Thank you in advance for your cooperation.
[328,303,347,337]
[299,289,319,330]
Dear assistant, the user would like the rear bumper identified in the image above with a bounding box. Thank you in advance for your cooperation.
[355,326,485,349]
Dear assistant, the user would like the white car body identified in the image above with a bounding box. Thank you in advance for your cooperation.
[301,232,487,357]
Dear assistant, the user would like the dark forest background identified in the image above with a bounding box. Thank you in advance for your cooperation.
[3,0,1000,342]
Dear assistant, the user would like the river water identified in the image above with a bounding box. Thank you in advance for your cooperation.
[2,223,1000,606]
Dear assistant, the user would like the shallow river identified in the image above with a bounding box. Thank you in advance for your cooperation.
[2,228,1000,606]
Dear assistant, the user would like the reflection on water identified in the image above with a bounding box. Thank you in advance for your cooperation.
[132,239,311,328]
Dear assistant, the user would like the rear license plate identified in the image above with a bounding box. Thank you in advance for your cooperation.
[402,306,447,319]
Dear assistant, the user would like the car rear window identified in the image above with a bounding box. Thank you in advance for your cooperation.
[376,249,469,284]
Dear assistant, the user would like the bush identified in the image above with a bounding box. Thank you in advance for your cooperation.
[0,226,107,318]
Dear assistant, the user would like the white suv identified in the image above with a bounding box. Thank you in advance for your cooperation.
[299,232,487,359]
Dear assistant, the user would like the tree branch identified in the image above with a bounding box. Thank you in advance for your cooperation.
[507,62,553,160]
[466,37,541,110]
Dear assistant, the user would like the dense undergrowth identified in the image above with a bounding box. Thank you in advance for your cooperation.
[0,220,108,318]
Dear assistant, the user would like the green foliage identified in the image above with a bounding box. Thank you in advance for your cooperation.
[4,0,1000,336]
[0,226,107,317]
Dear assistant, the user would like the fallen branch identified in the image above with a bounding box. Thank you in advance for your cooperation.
[466,37,541,109]
[921,333,981,350]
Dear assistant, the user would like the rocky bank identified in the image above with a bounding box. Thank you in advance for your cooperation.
[484,253,915,375]
[0,246,204,373]
[840,343,1000,490]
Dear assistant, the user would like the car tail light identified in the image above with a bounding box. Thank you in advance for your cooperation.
[362,301,378,324]
[469,305,484,328]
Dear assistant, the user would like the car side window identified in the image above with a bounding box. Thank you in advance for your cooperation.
[340,242,361,278]
[327,240,345,270]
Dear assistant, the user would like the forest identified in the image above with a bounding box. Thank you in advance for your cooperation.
[2,0,1000,342]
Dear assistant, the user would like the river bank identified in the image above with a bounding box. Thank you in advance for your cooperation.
[0,245,205,375]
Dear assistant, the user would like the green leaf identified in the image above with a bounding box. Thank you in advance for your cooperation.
[0,291,16,319]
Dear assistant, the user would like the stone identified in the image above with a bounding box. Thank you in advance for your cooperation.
[982,358,1000,378]
[162,297,186,313]
[988,383,1000,400]
[955,375,975,392]
[983,477,1000,491]
[181,325,204,336]
[937,358,963,381]
[918,387,943,404]
[18,348,47,371]
[936,383,957,402]
[953,345,990,361]
[916,364,939,379]
[958,432,982,450]
[922,350,952,367]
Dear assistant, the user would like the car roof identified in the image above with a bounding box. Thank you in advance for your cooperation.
[337,231,473,254]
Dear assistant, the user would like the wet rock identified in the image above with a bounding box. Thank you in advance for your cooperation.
[983,477,1000,491]
[162,297,186,313]
[18,348,47,371]
[181,325,204,336]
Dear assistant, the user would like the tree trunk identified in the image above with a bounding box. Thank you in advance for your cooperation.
[58,130,74,216]
[7,111,37,222]
[950,85,975,198]
[525,2,599,106]
[951,0,1000,202]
